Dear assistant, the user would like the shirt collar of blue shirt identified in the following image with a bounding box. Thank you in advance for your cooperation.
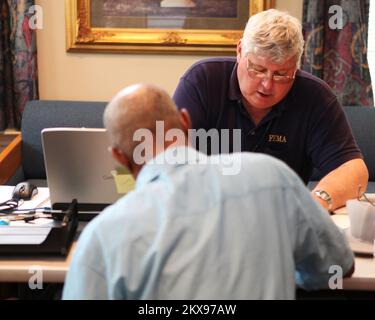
[135,146,206,189]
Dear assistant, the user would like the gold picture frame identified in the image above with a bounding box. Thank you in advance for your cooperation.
[66,0,275,54]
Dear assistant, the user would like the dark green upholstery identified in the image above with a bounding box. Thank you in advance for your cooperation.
[7,100,107,185]
[309,106,375,192]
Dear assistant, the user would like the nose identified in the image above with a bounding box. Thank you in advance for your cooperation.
[259,75,274,93]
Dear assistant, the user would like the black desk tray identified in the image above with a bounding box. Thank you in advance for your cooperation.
[0,200,78,256]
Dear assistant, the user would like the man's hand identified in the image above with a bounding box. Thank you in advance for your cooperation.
[312,158,369,212]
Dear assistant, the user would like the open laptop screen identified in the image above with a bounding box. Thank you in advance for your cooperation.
[41,128,128,213]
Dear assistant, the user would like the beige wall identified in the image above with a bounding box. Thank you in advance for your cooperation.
[36,0,303,101]
[276,0,303,20]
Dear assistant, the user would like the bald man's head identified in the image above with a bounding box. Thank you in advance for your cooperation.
[104,84,187,161]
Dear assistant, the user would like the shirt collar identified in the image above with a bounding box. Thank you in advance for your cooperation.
[135,146,207,189]
[228,63,242,101]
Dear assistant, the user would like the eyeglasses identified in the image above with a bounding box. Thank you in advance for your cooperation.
[246,59,296,84]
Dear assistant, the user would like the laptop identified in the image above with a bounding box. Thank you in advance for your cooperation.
[42,128,129,217]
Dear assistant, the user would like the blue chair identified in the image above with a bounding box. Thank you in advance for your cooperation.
[4,100,107,186]
[309,106,375,193]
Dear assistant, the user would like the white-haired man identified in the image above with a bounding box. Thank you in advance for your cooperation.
[173,9,368,212]
[63,84,354,300]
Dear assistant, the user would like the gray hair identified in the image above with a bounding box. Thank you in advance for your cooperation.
[242,9,305,68]
[103,84,182,158]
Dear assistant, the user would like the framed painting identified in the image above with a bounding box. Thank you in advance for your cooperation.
[66,0,275,54]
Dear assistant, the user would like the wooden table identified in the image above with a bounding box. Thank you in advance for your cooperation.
[0,133,21,184]
[0,243,75,283]
[0,188,374,293]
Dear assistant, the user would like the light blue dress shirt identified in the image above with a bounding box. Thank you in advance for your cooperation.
[63,147,354,300]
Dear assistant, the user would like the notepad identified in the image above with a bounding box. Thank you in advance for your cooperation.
[111,167,135,194]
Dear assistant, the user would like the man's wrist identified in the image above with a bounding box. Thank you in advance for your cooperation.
[314,190,333,213]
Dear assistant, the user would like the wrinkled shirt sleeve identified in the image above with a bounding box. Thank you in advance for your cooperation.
[289,180,354,290]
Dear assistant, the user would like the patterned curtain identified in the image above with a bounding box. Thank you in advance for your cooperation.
[302,0,373,106]
[0,0,38,130]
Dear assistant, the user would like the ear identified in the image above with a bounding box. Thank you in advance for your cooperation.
[110,146,130,169]
[236,39,243,63]
[179,108,192,133]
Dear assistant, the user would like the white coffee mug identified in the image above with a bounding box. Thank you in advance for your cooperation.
[346,199,375,243]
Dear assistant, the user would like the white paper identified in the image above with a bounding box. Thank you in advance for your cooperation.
[0,226,51,245]
[0,186,50,209]
[0,186,53,244]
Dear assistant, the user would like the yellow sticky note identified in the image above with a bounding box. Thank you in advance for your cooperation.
[111,168,135,194]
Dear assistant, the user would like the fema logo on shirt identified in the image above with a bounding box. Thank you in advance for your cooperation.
[268,134,287,144]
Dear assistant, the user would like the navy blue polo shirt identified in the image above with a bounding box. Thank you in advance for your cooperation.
[173,57,362,184]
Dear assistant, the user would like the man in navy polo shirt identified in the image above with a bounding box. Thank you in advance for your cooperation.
[173,9,368,212]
